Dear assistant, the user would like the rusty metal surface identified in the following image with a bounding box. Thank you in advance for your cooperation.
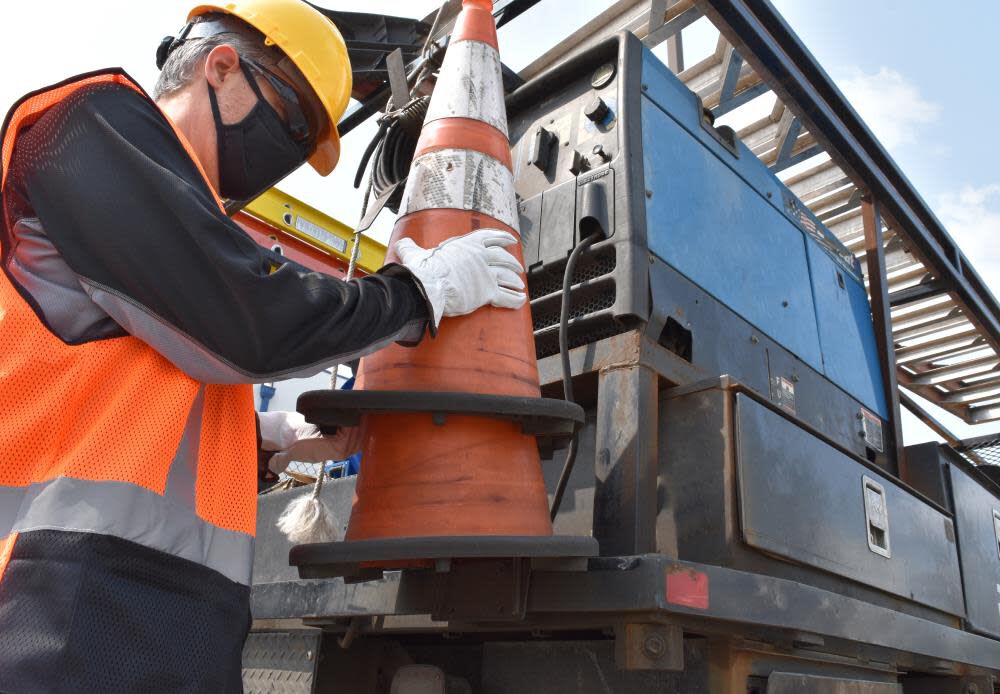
[255,554,1000,671]
[527,557,1000,672]
[536,329,703,387]
[592,364,662,556]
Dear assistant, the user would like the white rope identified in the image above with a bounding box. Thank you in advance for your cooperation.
[346,226,364,281]
[276,227,365,544]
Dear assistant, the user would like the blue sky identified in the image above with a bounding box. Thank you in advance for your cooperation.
[775,0,1000,198]
[2,0,997,442]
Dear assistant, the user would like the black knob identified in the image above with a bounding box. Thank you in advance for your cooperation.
[584,95,610,124]
[528,127,556,172]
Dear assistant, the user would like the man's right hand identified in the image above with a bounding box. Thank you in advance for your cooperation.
[395,229,527,328]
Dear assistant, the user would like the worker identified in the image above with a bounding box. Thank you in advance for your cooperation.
[0,0,527,690]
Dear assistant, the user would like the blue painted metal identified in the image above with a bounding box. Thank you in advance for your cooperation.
[641,52,824,372]
[259,383,277,412]
[806,243,888,416]
[639,47,886,414]
[697,0,1000,360]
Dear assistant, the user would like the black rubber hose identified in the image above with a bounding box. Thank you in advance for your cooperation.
[353,120,388,190]
[549,231,603,521]
[352,95,430,219]
[372,96,429,197]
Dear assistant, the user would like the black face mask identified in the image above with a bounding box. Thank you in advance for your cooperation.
[208,61,309,202]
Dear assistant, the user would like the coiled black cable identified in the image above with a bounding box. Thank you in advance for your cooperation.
[375,96,430,200]
[353,95,430,219]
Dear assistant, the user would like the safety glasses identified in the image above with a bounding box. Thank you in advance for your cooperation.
[242,58,313,147]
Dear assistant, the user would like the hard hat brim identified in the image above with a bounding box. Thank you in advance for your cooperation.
[308,128,339,176]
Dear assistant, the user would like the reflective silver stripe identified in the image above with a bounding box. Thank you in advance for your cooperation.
[424,39,508,134]
[398,148,520,230]
[0,485,26,536]
[80,279,424,384]
[0,478,253,585]
[6,217,121,343]
[164,386,205,508]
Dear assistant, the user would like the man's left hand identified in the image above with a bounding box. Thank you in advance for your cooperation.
[258,410,361,474]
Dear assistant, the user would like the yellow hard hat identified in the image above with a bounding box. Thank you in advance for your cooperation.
[189,0,353,175]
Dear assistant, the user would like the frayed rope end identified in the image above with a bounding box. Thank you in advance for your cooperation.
[276,494,340,544]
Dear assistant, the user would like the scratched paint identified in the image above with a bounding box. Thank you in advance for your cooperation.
[398,148,520,231]
[424,39,508,134]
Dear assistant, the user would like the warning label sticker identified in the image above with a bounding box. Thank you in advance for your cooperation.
[861,409,885,453]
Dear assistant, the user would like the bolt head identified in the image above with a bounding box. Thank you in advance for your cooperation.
[641,633,667,659]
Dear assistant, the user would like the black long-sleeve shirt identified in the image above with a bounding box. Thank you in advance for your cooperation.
[2,79,430,383]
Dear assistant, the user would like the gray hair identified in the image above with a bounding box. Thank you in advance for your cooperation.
[153,14,276,99]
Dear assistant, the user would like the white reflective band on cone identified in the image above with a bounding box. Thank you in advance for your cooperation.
[398,148,520,230]
[424,40,508,134]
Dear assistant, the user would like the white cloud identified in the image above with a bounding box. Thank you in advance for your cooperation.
[834,67,941,150]
[934,184,1000,296]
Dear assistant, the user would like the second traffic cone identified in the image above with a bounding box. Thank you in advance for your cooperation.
[346,0,553,542]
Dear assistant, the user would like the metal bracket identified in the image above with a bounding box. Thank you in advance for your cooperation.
[385,47,411,111]
[614,622,684,671]
[431,557,533,622]
[860,408,885,453]
[646,0,667,38]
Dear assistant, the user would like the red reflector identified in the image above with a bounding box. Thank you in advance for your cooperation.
[666,567,709,609]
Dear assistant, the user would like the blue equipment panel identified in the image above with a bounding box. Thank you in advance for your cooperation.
[639,50,886,416]
[806,243,888,416]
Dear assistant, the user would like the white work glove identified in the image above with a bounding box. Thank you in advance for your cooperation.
[258,410,361,475]
[394,228,527,328]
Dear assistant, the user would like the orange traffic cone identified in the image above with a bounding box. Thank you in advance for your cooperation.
[345,0,553,542]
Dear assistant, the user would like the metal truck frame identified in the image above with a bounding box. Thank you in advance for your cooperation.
[243,3,1000,692]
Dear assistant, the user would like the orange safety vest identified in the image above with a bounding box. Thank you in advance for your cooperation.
[0,70,258,586]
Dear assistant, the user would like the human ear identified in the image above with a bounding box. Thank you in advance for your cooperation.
[204,44,242,90]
